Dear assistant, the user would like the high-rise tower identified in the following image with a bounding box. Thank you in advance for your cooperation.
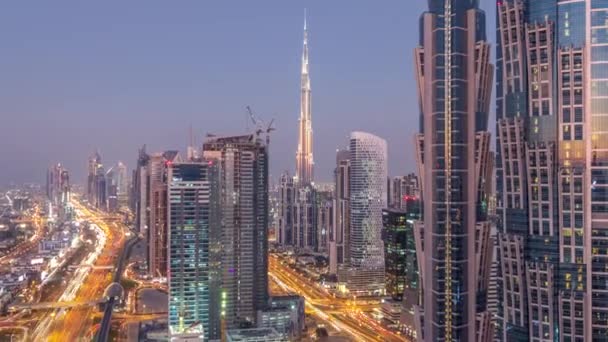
[167,160,221,341]
[345,132,388,295]
[495,1,608,340]
[203,134,269,329]
[413,0,494,341]
[295,13,314,185]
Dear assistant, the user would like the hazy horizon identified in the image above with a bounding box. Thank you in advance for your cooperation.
[0,0,495,187]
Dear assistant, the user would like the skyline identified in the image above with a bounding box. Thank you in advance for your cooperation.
[0,0,496,186]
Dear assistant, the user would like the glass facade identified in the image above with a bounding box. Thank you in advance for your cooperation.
[168,162,220,341]
[346,131,387,295]
[415,1,493,341]
[382,206,420,301]
[496,0,608,340]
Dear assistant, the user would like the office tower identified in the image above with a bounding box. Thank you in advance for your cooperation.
[203,134,269,328]
[46,163,64,205]
[148,151,180,278]
[278,172,296,246]
[413,0,494,341]
[105,168,118,212]
[87,151,101,205]
[330,149,350,275]
[133,146,150,236]
[293,185,317,251]
[344,132,387,295]
[382,204,420,301]
[95,163,106,210]
[315,188,333,254]
[167,161,221,341]
[494,1,608,340]
[116,161,128,207]
[295,14,314,185]
[279,177,333,253]
[60,169,70,206]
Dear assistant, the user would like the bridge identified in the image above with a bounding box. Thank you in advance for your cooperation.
[97,236,140,342]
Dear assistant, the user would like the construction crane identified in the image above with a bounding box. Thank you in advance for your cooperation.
[245,106,276,145]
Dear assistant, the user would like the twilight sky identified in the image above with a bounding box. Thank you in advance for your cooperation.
[0,0,495,187]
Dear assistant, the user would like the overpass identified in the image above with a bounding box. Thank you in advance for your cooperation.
[97,236,140,342]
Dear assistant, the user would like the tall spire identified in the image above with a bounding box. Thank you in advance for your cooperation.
[296,9,314,185]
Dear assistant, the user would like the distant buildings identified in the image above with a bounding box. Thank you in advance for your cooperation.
[46,163,71,217]
[87,151,105,209]
[167,161,220,341]
[116,161,129,207]
[413,0,494,340]
[387,174,419,211]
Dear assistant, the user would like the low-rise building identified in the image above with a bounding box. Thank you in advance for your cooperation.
[225,328,286,342]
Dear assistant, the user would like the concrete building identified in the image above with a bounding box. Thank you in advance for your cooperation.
[330,150,350,275]
[148,151,180,278]
[203,134,269,329]
[413,0,494,340]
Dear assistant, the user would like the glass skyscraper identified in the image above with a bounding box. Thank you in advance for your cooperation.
[345,131,387,295]
[495,0,608,340]
[414,0,494,341]
[167,161,221,341]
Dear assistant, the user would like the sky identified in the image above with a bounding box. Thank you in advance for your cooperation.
[0,0,495,187]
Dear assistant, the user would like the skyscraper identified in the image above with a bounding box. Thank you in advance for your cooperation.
[167,161,221,341]
[278,172,296,246]
[345,132,387,295]
[203,134,269,329]
[495,1,608,340]
[105,167,118,212]
[330,149,350,275]
[116,161,129,207]
[133,145,150,236]
[87,151,101,205]
[413,0,494,341]
[148,151,180,278]
[295,14,314,185]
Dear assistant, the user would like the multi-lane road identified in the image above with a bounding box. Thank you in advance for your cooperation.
[30,198,128,341]
[269,254,411,342]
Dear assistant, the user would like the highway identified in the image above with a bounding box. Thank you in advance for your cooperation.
[269,254,410,342]
[30,198,128,341]
[97,235,140,342]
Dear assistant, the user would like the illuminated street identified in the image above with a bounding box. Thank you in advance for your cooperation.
[269,254,410,342]
[30,197,128,341]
